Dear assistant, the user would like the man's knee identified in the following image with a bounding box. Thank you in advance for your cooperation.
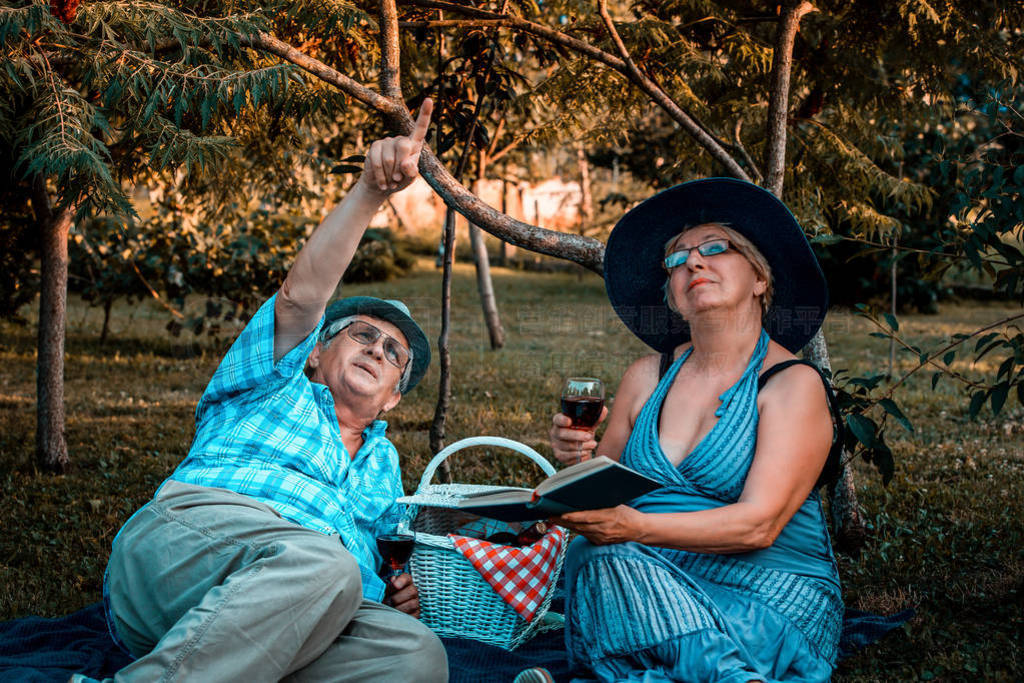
[274,534,363,616]
[392,618,448,682]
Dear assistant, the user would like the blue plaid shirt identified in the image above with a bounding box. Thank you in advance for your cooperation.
[166,293,404,602]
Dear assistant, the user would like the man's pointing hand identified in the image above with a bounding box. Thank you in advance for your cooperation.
[360,98,434,195]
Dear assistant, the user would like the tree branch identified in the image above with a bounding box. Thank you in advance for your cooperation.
[378,0,403,101]
[243,32,400,113]
[404,0,751,181]
[595,0,753,180]
[595,0,635,69]
[242,31,605,272]
[733,116,763,183]
[876,312,1024,400]
[765,0,817,197]
[486,116,506,158]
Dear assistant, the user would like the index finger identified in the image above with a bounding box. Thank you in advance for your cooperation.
[554,511,588,524]
[409,98,433,144]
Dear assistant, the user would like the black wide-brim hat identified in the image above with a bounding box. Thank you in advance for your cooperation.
[604,178,828,354]
[323,296,431,393]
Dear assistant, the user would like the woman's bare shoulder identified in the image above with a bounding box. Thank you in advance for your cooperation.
[621,352,662,388]
[759,340,827,401]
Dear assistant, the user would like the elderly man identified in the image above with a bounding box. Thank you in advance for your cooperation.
[77,101,446,682]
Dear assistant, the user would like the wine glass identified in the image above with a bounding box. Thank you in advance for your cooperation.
[560,377,605,463]
[377,522,415,581]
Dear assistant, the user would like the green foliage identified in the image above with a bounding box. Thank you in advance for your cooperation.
[13,72,130,216]
[0,0,382,220]
[2,1,279,214]
[67,206,416,341]
[0,140,37,320]
[831,362,898,484]
[945,88,1024,300]
[0,0,384,324]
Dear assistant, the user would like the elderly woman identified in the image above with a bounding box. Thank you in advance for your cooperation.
[549,179,843,682]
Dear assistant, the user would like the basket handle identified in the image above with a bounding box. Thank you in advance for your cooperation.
[415,436,556,494]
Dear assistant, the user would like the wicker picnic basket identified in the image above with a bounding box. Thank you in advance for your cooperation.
[397,436,568,651]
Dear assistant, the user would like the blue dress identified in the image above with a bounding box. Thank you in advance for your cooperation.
[564,331,842,683]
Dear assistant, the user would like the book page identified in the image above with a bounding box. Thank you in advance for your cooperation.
[459,486,532,500]
[534,456,617,496]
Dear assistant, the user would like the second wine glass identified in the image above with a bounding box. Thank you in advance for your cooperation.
[560,377,605,463]
[376,532,415,580]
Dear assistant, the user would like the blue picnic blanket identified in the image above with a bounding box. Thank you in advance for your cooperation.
[0,599,911,682]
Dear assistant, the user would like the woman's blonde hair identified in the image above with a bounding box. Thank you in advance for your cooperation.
[662,222,774,318]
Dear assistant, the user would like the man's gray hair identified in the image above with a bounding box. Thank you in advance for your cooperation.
[320,315,414,393]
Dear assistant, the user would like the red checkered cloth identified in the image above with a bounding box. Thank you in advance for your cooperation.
[449,526,567,622]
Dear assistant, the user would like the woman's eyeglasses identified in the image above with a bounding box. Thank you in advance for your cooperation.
[663,238,732,270]
[325,320,411,369]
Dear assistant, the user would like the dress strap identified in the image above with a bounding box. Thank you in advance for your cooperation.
[757,359,809,389]
[658,352,673,379]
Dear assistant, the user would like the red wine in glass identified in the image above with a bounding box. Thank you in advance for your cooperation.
[560,396,605,429]
[377,534,415,578]
[561,377,605,463]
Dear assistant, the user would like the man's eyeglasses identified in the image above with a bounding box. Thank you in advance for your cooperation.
[663,238,732,270]
[325,320,411,370]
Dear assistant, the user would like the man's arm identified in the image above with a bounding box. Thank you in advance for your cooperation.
[273,99,434,362]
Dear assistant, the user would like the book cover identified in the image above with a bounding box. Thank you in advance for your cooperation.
[456,456,661,522]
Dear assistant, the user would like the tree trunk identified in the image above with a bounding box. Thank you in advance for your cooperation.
[765,0,816,197]
[469,224,504,348]
[429,208,456,482]
[763,0,866,554]
[576,142,594,281]
[471,151,505,349]
[32,181,71,473]
[100,299,113,345]
[497,179,509,266]
[576,141,593,229]
[804,330,867,555]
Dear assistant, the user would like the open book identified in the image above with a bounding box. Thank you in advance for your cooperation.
[457,456,661,522]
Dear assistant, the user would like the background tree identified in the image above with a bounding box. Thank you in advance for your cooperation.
[0,0,393,469]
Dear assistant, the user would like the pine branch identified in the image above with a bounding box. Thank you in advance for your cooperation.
[89,45,297,130]
[77,1,269,52]
[800,120,934,219]
[402,0,752,181]
[835,199,902,239]
[0,2,55,47]
[147,114,237,175]
[16,52,133,216]
[242,31,399,114]
[279,0,368,36]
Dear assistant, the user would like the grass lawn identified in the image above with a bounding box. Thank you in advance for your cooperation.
[1,259,1022,679]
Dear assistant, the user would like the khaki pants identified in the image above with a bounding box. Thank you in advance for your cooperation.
[104,480,448,682]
